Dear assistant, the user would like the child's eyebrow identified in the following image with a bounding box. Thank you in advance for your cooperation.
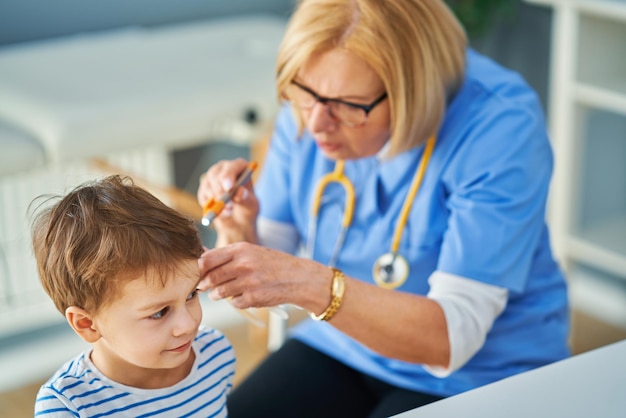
[138,277,202,313]
[139,300,174,313]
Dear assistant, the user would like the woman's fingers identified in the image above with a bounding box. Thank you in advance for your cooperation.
[197,158,249,207]
[198,243,295,308]
[197,247,234,291]
[196,159,259,240]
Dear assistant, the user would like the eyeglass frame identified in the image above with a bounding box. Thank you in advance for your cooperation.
[288,80,388,126]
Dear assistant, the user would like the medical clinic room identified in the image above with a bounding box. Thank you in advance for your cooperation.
[1,0,625,417]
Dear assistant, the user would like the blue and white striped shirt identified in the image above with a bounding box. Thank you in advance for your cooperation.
[35,327,235,417]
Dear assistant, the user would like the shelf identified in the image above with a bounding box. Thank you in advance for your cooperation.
[526,0,626,333]
[569,264,626,330]
[568,215,626,279]
[577,9,626,98]
[577,0,626,22]
[527,0,626,22]
[575,83,626,115]
[0,301,62,339]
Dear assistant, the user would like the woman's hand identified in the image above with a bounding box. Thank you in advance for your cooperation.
[197,242,333,312]
[197,243,451,366]
[197,158,260,246]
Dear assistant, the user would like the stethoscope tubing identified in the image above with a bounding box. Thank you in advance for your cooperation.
[306,160,355,267]
[306,137,436,285]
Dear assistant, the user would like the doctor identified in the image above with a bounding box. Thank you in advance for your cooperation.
[197,0,570,417]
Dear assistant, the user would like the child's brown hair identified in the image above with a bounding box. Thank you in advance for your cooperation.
[31,175,203,314]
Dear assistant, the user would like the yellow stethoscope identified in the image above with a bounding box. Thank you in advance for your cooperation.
[306,136,436,289]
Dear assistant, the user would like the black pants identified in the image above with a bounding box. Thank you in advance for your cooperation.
[227,339,444,418]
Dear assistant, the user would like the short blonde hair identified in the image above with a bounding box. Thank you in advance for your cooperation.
[276,0,467,157]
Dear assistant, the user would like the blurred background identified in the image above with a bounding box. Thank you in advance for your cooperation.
[1,0,625,416]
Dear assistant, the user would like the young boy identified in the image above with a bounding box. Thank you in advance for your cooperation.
[31,175,235,417]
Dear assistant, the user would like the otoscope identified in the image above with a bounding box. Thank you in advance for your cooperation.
[201,161,258,227]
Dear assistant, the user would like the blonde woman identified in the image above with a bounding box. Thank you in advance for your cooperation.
[198,1,569,416]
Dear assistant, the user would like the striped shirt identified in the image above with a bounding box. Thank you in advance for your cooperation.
[35,327,235,417]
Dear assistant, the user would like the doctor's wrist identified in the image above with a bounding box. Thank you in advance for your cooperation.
[309,267,345,322]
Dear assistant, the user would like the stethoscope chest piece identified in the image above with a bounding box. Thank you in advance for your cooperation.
[372,252,409,289]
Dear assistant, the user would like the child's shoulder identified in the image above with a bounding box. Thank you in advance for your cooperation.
[194,325,233,353]
[193,325,235,370]
[41,351,94,390]
[35,351,100,414]
[194,325,226,343]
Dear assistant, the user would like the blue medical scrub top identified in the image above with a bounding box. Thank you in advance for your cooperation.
[255,49,570,397]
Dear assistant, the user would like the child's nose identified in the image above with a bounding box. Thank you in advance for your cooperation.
[173,306,200,336]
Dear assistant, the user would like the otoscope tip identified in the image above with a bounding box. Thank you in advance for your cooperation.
[201,215,214,227]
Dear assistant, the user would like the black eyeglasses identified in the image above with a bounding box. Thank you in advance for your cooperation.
[285,80,388,128]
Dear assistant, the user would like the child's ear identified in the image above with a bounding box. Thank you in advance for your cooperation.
[65,306,101,343]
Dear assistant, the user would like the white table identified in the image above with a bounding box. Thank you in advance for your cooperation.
[0,119,45,175]
[0,15,286,164]
[395,339,626,418]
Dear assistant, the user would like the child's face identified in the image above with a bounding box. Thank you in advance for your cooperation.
[90,259,202,382]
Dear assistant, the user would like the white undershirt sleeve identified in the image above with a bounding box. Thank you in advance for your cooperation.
[424,271,509,377]
[257,217,300,254]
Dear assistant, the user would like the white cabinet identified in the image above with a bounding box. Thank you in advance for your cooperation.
[526,0,626,328]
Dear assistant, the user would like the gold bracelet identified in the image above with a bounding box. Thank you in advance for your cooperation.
[310,267,345,321]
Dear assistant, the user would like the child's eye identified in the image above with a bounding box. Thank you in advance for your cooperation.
[150,307,169,320]
[187,289,199,301]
